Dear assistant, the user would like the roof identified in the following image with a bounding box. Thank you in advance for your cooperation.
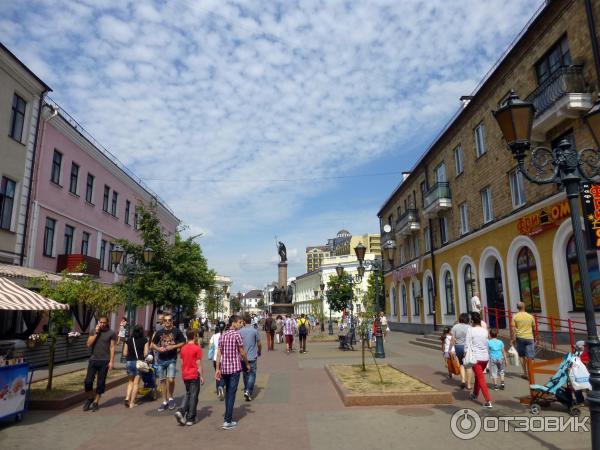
[337,229,351,236]
[0,277,68,311]
[0,264,63,283]
[0,43,51,92]
[244,290,264,298]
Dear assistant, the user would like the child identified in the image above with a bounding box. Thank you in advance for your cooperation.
[488,329,507,390]
[175,330,204,426]
[441,327,454,379]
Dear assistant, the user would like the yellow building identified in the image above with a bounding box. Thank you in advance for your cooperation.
[350,234,381,256]
[377,0,600,336]
[306,245,330,272]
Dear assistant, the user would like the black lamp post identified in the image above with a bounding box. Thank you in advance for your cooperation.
[111,244,154,337]
[319,282,325,332]
[493,92,600,448]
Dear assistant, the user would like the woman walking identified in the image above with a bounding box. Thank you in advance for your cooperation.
[276,315,284,345]
[209,321,225,400]
[123,325,148,408]
[465,312,492,408]
[451,313,472,389]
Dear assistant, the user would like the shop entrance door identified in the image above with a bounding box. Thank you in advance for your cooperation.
[485,261,506,329]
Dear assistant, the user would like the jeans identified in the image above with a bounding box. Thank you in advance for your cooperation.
[155,358,177,380]
[243,360,257,395]
[299,334,307,352]
[179,377,200,421]
[222,371,241,423]
[84,359,109,395]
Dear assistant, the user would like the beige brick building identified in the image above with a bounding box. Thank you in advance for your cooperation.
[378,0,600,335]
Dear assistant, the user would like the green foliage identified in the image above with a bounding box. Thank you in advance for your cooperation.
[362,271,378,312]
[257,298,265,309]
[203,287,224,319]
[230,296,242,313]
[309,296,325,323]
[325,274,353,312]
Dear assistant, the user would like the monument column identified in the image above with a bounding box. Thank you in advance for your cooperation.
[278,262,288,288]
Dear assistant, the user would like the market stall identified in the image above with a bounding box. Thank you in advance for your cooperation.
[0,277,68,422]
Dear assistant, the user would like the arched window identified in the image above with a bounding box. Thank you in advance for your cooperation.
[427,276,434,314]
[445,272,455,314]
[401,284,407,316]
[566,236,600,311]
[463,264,475,313]
[517,247,541,312]
[412,280,420,316]
[391,286,397,316]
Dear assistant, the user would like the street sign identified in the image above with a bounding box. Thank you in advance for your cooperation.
[581,182,600,249]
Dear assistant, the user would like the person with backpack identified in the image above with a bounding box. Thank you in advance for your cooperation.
[297,313,309,354]
[263,312,276,351]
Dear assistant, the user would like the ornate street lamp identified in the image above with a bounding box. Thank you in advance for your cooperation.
[493,92,600,447]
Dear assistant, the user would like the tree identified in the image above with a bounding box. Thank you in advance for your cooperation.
[257,298,265,310]
[230,296,242,313]
[325,274,353,313]
[202,287,224,319]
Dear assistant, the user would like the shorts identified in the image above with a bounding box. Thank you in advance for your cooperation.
[454,344,465,365]
[285,334,293,345]
[489,359,505,379]
[516,338,535,359]
[155,358,177,380]
[126,360,138,376]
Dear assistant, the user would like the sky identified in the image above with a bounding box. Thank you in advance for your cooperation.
[1,0,545,292]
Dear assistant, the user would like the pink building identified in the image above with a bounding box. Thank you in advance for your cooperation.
[25,100,179,332]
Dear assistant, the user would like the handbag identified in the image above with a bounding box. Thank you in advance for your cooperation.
[132,338,150,373]
[569,356,592,391]
[447,354,461,375]
[508,345,520,367]
[464,329,477,368]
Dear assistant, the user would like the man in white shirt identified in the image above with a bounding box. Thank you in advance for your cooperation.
[471,292,481,313]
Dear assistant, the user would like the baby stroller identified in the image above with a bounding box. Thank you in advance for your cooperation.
[528,351,585,416]
[137,355,158,401]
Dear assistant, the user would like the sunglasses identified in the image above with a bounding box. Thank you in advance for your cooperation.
[163,319,173,322]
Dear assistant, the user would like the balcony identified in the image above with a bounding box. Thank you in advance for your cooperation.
[56,254,101,277]
[526,65,593,141]
[395,209,420,236]
[423,182,451,218]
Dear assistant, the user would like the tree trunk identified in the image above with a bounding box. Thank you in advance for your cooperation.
[361,331,366,371]
[46,336,56,390]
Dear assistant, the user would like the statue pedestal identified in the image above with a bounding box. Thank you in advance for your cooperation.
[271,303,294,316]
[278,262,287,288]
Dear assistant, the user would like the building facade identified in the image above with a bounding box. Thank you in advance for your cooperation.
[197,274,232,319]
[378,0,600,335]
[350,234,381,256]
[305,245,330,272]
[242,289,264,315]
[0,44,50,264]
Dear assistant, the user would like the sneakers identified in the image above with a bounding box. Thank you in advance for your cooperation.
[168,398,176,410]
[244,391,251,402]
[500,383,505,390]
[222,421,237,430]
[218,387,224,401]
[175,411,186,426]
[470,393,477,401]
[483,402,493,409]
[493,385,499,391]
[90,402,99,412]
[158,401,168,411]
[185,421,194,426]
[83,398,93,412]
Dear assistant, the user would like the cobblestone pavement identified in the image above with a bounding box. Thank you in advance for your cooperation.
[0,331,591,450]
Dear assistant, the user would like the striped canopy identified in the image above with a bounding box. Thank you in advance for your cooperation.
[0,277,68,311]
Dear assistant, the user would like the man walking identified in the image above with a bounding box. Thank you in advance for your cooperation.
[83,316,116,412]
[283,314,296,353]
[263,312,275,351]
[215,315,251,430]
[471,291,482,313]
[239,314,261,401]
[297,313,309,353]
[151,313,186,411]
[511,301,536,379]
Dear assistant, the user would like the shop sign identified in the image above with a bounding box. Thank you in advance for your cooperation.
[581,183,600,249]
[517,200,570,236]
[392,261,419,282]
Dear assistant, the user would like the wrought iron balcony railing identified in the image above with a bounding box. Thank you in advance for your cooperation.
[525,65,587,118]
[395,208,420,235]
[424,182,451,210]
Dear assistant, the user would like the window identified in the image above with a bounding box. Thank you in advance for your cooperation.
[439,216,449,245]
[459,202,469,235]
[111,191,118,216]
[43,218,56,257]
[412,281,420,316]
[444,272,455,314]
[388,214,393,226]
[566,236,600,311]
[108,243,115,272]
[86,174,94,203]
[63,225,74,254]
[481,186,493,223]
[100,240,107,270]
[401,284,407,316]
[413,235,420,258]
[535,35,571,84]
[435,162,446,183]
[509,170,526,208]
[420,181,427,207]
[134,209,139,230]
[454,145,463,175]
[426,276,434,315]
[69,163,79,195]
[474,122,486,157]
[424,226,431,252]
[463,264,475,313]
[103,186,110,212]
[391,286,397,316]
[125,200,131,224]
[81,232,90,256]
[9,94,26,142]
[51,150,62,185]
[517,247,542,313]
[0,177,16,230]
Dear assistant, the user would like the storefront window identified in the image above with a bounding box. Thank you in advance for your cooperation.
[567,236,600,311]
[401,284,407,316]
[391,286,397,316]
[412,280,420,316]
[517,247,541,313]
[463,264,475,313]
[427,276,434,314]
[445,272,455,314]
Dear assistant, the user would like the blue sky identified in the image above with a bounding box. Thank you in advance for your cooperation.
[1,0,544,292]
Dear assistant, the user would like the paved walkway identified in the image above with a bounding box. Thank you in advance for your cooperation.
[0,331,591,449]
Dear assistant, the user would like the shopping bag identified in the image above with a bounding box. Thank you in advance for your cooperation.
[464,330,477,368]
[508,345,520,367]
[569,356,592,391]
[447,354,461,375]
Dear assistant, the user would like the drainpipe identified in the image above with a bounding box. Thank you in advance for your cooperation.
[19,91,49,266]
[584,0,600,89]
[424,165,438,332]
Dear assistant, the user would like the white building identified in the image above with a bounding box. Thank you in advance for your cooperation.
[197,274,232,320]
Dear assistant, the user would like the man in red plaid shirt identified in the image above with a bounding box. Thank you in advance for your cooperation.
[215,315,251,430]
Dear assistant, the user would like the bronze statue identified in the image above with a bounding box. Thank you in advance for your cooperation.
[277,241,287,263]
[286,284,293,303]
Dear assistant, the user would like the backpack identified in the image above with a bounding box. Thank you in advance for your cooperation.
[298,319,308,335]
[270,319,277,332]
